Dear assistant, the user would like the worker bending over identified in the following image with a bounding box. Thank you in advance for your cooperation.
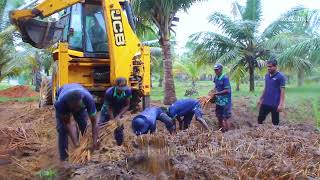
[132,107,176,135]
[54,83,99,161]
[168,99,209,130]
[99,77,131,125]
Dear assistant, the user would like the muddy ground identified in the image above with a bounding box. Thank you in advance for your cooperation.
[0,98,319,179]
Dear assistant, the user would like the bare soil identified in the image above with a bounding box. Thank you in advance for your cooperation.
[0,99,319,179]
[0,85,38,98]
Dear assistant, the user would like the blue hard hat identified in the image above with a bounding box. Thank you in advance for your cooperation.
[214,63,223,70]
[132,117,149,135]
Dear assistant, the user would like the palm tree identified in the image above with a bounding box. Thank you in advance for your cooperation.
[174,59,205,96]
[132,0,202,104]
[174,60,204,88]
[0,0,24,30]
[191,0,271,92]
[264,7,320,86]
[0,26,19,81]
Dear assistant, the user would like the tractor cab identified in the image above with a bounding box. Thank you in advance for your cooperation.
[12,0,136,56]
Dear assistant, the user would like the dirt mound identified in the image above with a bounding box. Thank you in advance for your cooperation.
[0,85,38,98]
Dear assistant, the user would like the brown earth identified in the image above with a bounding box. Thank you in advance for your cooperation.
[0,85,38,98]
[0,99,319,179]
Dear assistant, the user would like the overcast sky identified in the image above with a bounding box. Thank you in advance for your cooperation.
[174,0,320,54]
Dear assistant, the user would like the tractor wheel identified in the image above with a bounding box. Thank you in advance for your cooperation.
[39,77,53,108]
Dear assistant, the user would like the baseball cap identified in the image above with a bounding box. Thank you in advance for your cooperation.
[214,63,223,70]
[132,117,149,135]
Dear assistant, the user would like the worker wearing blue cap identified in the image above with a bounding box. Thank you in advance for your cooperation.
[132,107,175,135]
[213,63,232,132]
[167,99,209,130]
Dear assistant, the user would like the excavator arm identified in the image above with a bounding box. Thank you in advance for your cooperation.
[10,0,82,21]
[10,0,83,49]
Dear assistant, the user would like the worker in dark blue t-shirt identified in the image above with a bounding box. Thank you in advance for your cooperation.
[213,63,232,132]
[132,107,175,135]
[99,77,132,125]
[54,83,99,161]
[258,59,286,125]
[168,99,209,130]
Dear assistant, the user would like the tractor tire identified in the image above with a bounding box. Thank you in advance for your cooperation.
[39,77,53,108]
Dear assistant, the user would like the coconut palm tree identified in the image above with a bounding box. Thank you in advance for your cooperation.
[191,0,269,92]
[264,7,320,86]
[132,0,202,104]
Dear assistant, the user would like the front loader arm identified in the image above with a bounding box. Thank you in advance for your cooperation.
[10,0,82,21]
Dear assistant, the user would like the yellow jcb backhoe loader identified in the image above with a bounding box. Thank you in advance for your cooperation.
[10,0,151,109]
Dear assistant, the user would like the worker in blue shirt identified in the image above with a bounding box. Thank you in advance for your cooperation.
[99,77,132,125]
[257,59,286,125]
[213,63,232,132]
[54,83,99,161]
[132,107,176,135]
[167,99,209,130]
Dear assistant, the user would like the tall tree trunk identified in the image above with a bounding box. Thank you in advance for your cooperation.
[34,52,42,92]
[236,80,240,91]
[158,76,163,87]
[297,69,304,87]
[0,0,7,31]
[160,37,176,105]
[192,80,196,89]
[45,67,49,76]
[249,60,255,92]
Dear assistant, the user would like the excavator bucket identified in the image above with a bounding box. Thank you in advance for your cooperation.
[12,15,68,49]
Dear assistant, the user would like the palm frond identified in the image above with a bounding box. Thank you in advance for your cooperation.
[209,12,257,41]
[278,56,313,72]
[217,48,241,65]
[264,33,297,50]
[229,60,247,81]
[262,6,310,38]
[279,37,320,61]
[242,0,262,21]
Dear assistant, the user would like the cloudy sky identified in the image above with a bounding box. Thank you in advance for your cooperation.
[174,0,320,53]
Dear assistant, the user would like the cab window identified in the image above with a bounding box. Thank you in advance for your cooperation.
[84,4,108,53]
[68,4,83,50]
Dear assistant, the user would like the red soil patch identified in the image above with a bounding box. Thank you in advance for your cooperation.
[0,85,38,98]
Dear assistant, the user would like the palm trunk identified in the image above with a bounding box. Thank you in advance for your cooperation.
[0,0,7,31]
[192,80,196,89]
[158,76,163,87]
[160,37,176,105]
[249,60,255,92]
[297,70,304,87]
[236,80,240,91]
[34,52,42,92]
[45,69,49,76]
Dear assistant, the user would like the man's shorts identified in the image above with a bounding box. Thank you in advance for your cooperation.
[216,104,232,119]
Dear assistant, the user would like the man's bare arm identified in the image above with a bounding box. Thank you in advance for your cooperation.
[61,115,79,147]
[277,88,285,112]
[89,115,99,150]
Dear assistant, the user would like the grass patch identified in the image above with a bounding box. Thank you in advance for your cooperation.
[36,168,57,180]
[0,96,39,102]
[152,80,320,123]
[0,83,12,90]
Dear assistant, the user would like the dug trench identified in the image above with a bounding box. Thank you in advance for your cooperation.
[0,98,319,179]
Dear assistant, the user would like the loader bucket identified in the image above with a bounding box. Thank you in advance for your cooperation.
[13,15,69,49]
